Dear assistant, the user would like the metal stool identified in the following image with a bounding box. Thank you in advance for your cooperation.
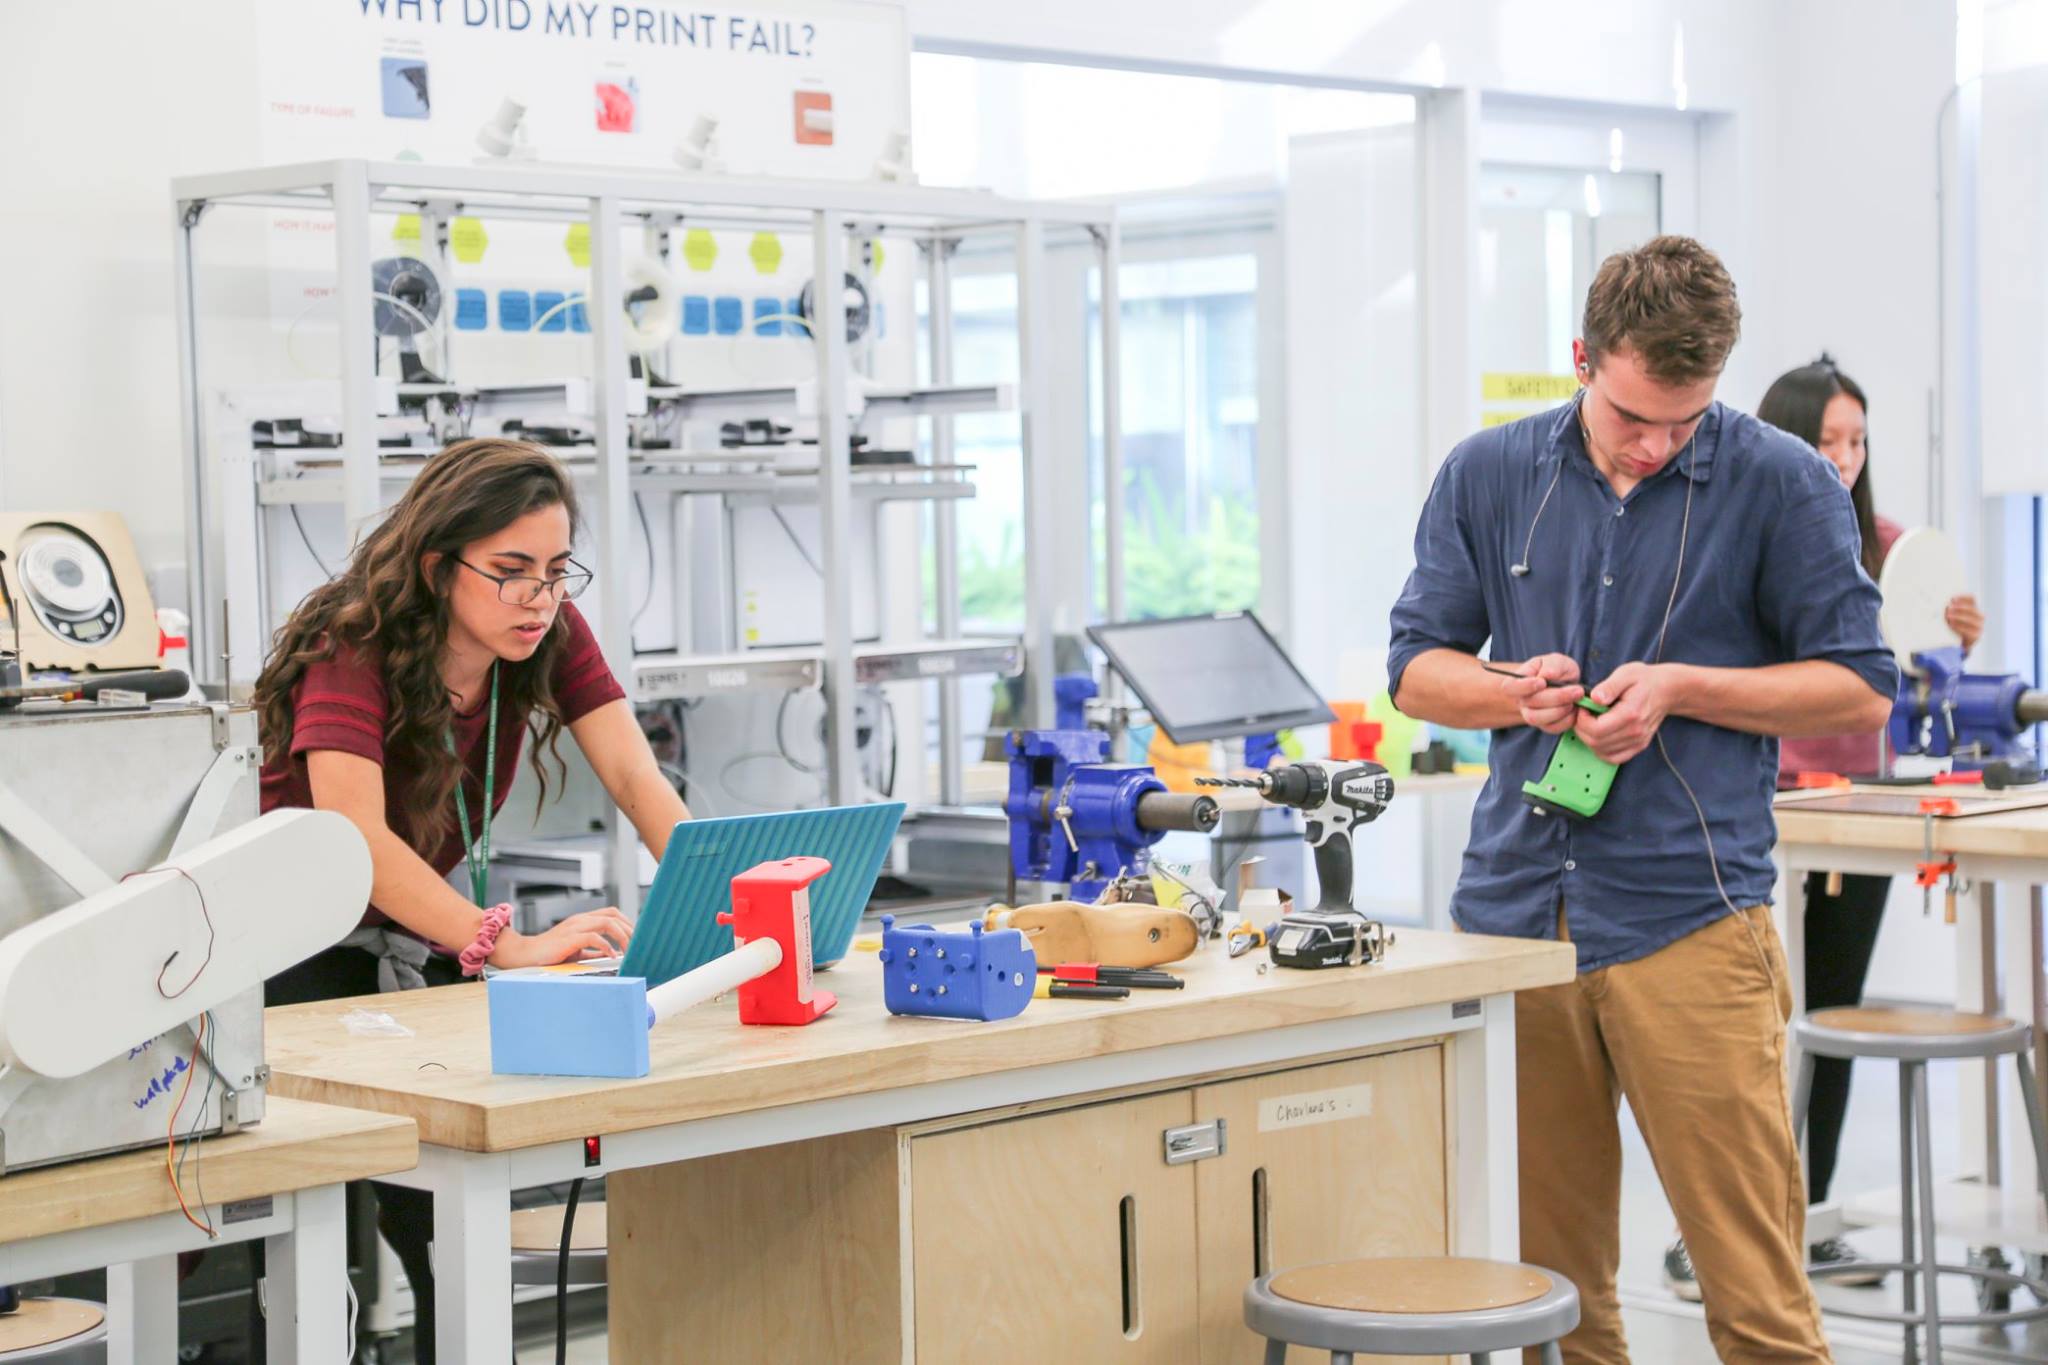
[510,1198,608,1288]
[0,1298,108,1362]
[1243,1257,1580,1363]
[1792,1006,2048,1362]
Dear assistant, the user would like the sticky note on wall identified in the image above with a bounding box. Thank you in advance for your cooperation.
[454,289,488,331]
[499,290,533,332]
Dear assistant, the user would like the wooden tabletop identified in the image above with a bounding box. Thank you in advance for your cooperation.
[265,928,1572,1154]
[1776,787,2048,860]
[0,1098,416,1245]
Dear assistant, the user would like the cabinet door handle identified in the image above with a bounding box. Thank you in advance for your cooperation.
[1119,1193,1142,1338]
[1252,1166,1272,1278]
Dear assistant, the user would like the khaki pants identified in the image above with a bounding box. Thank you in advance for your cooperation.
[1518,905,1831,1364]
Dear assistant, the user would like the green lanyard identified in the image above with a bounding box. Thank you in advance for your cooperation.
[449,662,499,908]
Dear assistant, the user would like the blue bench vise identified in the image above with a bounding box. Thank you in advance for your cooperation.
[1892,646,2048,771]
[1003,728,1221,902]
[878,916,1036,1021]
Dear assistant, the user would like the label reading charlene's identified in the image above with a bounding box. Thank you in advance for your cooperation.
[794,886,814,1003]
[1257,1083,1373,1133]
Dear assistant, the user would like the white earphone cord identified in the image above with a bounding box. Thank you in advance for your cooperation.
[1514,461,1563,577]
[1646,441,1743,918]
[1518,410,1741,916]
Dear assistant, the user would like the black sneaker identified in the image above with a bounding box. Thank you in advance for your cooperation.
[1664,1237,1702,1302]
[1809,1234,1886,1286]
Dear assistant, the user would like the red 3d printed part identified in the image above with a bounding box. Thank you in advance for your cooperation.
[717,856,837,1025]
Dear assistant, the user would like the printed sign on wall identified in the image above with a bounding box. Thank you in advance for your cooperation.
[254,0,910,176]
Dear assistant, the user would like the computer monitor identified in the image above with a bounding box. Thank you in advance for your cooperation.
[1086,612,1335,744]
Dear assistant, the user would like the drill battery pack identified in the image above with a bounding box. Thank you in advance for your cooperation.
[1268,908,1392,970]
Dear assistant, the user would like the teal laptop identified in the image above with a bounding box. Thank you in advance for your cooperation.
[620,803,905,986]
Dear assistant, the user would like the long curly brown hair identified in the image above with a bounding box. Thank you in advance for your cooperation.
[254,439,582,851]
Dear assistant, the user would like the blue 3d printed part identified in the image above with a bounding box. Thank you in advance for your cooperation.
[878,916,1036,1021]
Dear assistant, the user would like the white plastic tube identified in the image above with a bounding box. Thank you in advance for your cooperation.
[646,937,782,1026]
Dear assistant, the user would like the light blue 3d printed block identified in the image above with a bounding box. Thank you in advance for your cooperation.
[487,974,652,1079]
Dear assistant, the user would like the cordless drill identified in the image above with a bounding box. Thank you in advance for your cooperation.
[1199,759,1396,968]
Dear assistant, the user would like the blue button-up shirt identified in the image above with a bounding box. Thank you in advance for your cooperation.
[1387,399,1898,971]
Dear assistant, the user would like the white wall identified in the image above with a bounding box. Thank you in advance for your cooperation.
[905,0,1754,113]
[1744,0,1955,531]
[0,1,262,585]
[1281,129,1419,699]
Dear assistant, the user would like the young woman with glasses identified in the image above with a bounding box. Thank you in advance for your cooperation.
[251,438,690,1360]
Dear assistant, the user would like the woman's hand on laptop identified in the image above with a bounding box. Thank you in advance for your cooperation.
[490,908,635,969]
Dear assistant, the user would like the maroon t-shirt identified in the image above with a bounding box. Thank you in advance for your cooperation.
[259,599,626,936]
[1780,513,1907,778]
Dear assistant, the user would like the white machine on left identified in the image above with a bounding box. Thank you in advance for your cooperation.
[0,701,370,1173]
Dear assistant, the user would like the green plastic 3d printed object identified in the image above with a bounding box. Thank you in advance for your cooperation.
[1520,697,1615,819]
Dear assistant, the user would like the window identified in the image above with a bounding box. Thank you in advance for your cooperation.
[1477,165,1660,423]
[1090,252,1263,620]
[910,52,1414,633]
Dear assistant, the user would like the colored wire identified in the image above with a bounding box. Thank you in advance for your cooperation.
[174,1012,217,1213]
[124,865,216,999]
[165,1013,216,1237]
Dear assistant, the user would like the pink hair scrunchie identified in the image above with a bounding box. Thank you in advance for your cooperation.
[459,904,515,977]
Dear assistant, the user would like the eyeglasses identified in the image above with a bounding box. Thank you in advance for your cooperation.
[454,557,594,606]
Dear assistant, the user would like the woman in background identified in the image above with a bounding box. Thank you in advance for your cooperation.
[254,438,690,1359]
[1663,356,1983,1301]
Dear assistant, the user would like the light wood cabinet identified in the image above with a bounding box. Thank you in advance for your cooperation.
[910,1088,1201,1361]
[611,1041,1447,1363]
[1193,1049,1448,1365]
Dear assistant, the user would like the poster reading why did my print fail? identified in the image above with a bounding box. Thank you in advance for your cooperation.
[254,0,911,176]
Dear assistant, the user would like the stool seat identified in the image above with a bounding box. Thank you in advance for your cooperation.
[0,1298,107,1359]
[1788,1005,2048,1364]
[511,1199,608,1253]
[1796,1007,2030,1060]
[1272,1258,1552,1315]
[511,1198,609,1288]
[1245,1258,1579,1359]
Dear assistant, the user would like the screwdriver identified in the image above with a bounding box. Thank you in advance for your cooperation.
[1033,978,1129,1001]
[1050,964,1184,990]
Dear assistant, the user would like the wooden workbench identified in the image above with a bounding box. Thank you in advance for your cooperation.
[0,1097,417,1364]
[265,928,1569,1362]
[1773,788,2048,1256]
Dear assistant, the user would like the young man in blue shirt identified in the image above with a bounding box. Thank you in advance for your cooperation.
[1389,236,1895,1364]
